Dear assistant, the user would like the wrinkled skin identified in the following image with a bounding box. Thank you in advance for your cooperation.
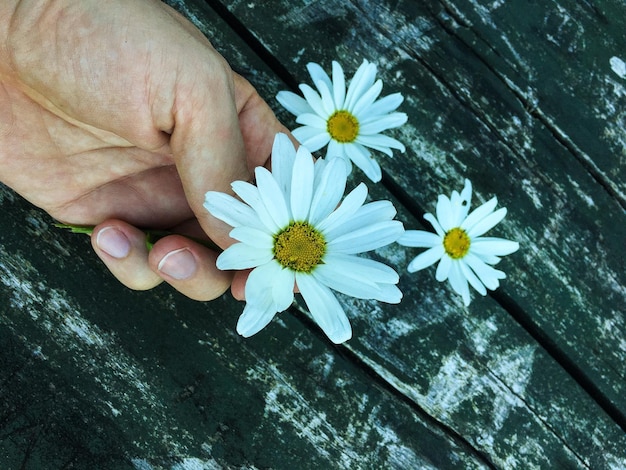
[0,0,287,300]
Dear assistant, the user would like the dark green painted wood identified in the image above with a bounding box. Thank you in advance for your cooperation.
[0,185,486,468]
[1,0,625,468]
[218,0,626,425]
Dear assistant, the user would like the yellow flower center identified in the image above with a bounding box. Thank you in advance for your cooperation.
[274,221,326,272]
[443,227,471,259]
[327,110,360,143]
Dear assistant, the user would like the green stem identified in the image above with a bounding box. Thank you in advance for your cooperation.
[54,223,222,252]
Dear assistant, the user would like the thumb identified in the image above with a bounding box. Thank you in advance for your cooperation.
[168,56,249,249]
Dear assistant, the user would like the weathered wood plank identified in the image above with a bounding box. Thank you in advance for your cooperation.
[182,0,626,467]
[218,0,626,423]
[0,185,487,468]
[1,0,624,468]
[438,0,626,205]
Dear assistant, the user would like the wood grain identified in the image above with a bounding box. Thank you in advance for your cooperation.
[1,0,625,467]
[217,0,626,419]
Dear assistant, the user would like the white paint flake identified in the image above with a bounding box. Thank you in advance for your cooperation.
[610,56,626,79]
[171,458,222,470]
[0,247,195,457]
[424,346,537,448]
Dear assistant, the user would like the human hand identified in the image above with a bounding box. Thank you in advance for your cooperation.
[0,0,287,300]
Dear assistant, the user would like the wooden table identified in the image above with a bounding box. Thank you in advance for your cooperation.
[2,0,625,468]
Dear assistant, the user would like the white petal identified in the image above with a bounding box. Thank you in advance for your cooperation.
[296,273,352,344]
[332,61,346,108]
[328,221,404,254]
[271,133,296,201]
[238,266,278,337]
[351,79,383,116]
[216,243,273,270]
[464,253,506,290]
[246,261,278,298]
[204,191,260,229]
[293,127,331,152]
[346,199,398,224]
[466,207,507,238]
[312,266,383,300]
[255,166,291,228]
[237,302,276,338]
[245,261,292,313]
[325,139,345,159]
[271,264,296,312]
[345,60,377,111]
[373,283,403,304]
[313,157,327,187]
[309,157,347,225]
[436,194,455,232]
[276,91,312,116]
[397,230,440,248]
[448,262,471,306]
[407,245,444,272]
[364,92,404,116]
[359,112,408,134]
[317,182,368,233]
[459,260,487,296]
[476,253,502,265]
[324,200,397,241]
[307,62,333,95]
[435,255,452,282]
[461,197,498,233]
[290,146,315,220]
[229,226,274,249]
[299,84,328,118]
[315,79,337,116]
[471,238,519,257]
[296,112,328,129]
[356,134,406,155]
[449,180,472,226]
[321,253,400,284]
[345,142,382,182]
[424,213,446,238]
[460,179,472,202]
[231,180,280,233]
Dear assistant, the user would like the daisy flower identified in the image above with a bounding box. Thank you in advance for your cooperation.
[397,179,519,306]
[276,60,407,183]
[204,133,404,344]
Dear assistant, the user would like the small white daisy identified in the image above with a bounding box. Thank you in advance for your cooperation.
[276,60,407,183]
[204,133,404,343]
[398,179,519,306]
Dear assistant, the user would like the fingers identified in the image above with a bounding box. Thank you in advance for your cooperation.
[231,270,251,301]
[233,73,294,170]
[148,234,232,301]
[91,220,231,301]
[92,221,163,291]
[168,63,291,249]
[169,56,249,249]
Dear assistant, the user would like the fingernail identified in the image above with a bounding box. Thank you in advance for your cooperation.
[96,227,131,259]
[158,248,197,280]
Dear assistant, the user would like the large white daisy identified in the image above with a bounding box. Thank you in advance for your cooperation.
[276,60,407,183]
[204,133,404,343]
[398,179,519,306]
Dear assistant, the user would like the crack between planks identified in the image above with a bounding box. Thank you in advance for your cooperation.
[481,357,593,469]
[202,0,300,91]
[203,0,626,442]
[388,163,626,434]
[386,157,626,435]
[491,290,626,434]
[289,305,498,469]
[429,0,626,433]
[433,0,626,211]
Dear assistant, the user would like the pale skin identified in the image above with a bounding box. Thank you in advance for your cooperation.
[0,0,288,300]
